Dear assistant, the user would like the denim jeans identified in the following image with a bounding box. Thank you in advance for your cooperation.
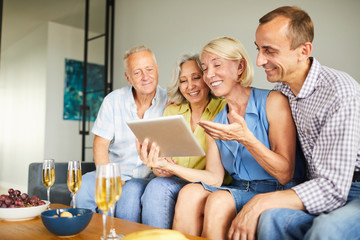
[76,171,153,223]
[75,171,98,212]
[257,182,360,240]
[141,176,188,229]
[201,179,304,214]
[114,178,152,222]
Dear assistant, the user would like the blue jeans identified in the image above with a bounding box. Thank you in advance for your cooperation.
[257,182,360,240]
[141,176,188,229]
[114,178,152,222]
[201,179,304,214]
[76,171,98,212]
[76,171,153,223]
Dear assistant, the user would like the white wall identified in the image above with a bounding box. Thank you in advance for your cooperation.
[0,24,48,192]
[44,22,103,163]
[0,22,103,192]
[113,0,360,90]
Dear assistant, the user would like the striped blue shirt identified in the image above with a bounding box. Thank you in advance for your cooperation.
[92,86,168,181]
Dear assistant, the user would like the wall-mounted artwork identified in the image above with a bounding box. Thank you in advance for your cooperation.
[63,59,104,122]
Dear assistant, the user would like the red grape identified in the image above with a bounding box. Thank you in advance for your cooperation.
[0,194,7,201]
[15,199,24,207]
[0,189,44,208]
[4,198,12,206]
[20,193,28,200]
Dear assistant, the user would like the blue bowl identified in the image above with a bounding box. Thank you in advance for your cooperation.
[41,208,93,236]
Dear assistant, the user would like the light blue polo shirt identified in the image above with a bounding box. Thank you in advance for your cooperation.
[92,85,168,181]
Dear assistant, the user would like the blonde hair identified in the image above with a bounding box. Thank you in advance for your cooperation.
[200,37,254,87]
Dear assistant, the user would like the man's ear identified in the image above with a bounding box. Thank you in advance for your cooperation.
[125,72,132,85]
[155,64,159,76]
[298,42,312,62]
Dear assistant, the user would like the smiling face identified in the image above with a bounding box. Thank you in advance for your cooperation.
[200,51,244,98]
[125,50,159,97]
[178,60,210,105]
[255,16,303,84]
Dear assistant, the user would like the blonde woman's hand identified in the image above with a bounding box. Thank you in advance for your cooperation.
[198,110,253,143]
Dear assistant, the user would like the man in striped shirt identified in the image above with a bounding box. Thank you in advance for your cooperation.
[226,6,360,240]
[76,45,168,223]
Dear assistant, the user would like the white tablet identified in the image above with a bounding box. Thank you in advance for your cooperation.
[127,115,205,157]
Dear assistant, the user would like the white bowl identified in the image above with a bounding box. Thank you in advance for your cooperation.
[0,201,50,221]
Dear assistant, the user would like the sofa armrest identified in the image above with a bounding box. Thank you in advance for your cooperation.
[28,162,44,197]
[81,162,96,175]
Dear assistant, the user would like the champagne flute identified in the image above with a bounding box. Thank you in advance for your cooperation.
[95,164,117,240]
[42,159,55,204]
[108,163,123,239]
[67,160,82,208]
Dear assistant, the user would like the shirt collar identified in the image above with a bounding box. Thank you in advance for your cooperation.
[127,86,136,107]
[245,88,259,116]
[296,57,320,99]
[177,97,221,115]
[207,98,222,114]
[274,57,320,100]
[128,85,161,105]
[244,88,260,133]
[177,103,190,114]
[151,86,161,104]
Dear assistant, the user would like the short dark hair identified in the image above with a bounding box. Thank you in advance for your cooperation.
[259,6,314,49]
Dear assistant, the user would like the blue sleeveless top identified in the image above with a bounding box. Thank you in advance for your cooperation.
[214,88,305,182]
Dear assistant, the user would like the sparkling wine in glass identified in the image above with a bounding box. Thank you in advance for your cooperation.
[67,160,82,208]
[108,163,123,239]
[95,164,117,240]
[42,159,55,204]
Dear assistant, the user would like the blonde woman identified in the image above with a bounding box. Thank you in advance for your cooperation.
[172,37,305,239]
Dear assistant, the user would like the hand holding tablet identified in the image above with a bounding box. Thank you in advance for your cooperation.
[127,115,205,157]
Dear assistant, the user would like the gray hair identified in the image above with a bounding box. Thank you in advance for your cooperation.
[123,45,157,70]
[167,53,217,104]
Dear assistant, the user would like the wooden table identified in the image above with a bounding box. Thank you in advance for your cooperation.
[0,204,208,240]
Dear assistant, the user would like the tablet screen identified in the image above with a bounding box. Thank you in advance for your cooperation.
[127,115,205,157]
